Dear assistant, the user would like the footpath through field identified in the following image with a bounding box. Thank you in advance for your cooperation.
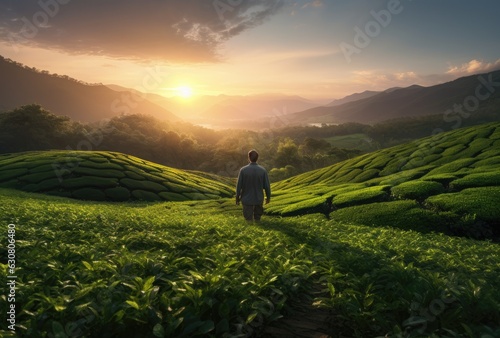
[262,283,333,338]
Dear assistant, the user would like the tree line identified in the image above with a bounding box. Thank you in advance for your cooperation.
[0,56,102,86]
[1,104,499,179]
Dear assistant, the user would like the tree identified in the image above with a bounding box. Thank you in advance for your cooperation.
[0,104,79,153]
[275,138,301,168]
[299,137,331,157]
[269,165,298,181]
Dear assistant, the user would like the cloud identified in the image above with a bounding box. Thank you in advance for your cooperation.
[394,71,418,82]
[446,59,500,77]
[351,69,433,90]
[0,0,284,63]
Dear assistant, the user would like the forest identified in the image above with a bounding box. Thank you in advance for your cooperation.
[1,104,499,180]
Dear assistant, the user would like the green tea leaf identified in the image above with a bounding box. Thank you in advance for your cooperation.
[246,312,258,324]
[143,276,155,291]
[328,283,336,297]
[82,261,93,270]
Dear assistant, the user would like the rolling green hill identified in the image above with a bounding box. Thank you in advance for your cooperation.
[269,122,500,239]
[0,150,234,202]
[1,122,500,239]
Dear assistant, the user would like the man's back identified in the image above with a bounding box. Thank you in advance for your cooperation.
[236,162,270,205]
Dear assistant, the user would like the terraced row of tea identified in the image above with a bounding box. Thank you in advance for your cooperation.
[0,151,234,202]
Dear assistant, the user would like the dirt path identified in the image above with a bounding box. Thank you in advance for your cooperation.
[261,284,333,338]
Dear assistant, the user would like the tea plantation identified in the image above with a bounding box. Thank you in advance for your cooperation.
[1,122,500,337]
[0,151,234,202]
[270,122,500,240]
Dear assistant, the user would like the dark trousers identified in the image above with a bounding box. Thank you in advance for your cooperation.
[242,204,264,221]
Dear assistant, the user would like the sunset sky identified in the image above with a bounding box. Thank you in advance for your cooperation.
[1,0,500,102]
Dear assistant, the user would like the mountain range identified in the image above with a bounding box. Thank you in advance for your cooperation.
[1,55,499,127]
[107,86,320,127]
[326,90,380,107]
[0,56,178,123]
[289,72,500,125]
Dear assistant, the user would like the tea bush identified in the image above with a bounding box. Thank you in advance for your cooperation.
[391,180,445,200]
[0,151,234,202]
[426,186,500,222]
[449,172,500,190]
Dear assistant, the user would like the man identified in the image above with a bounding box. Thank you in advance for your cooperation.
[236,149,271,222]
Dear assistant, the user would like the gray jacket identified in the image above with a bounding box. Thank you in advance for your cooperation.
[236,162,271,205]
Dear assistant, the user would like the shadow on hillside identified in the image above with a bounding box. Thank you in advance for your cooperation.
[253,215,500,337]
[253,217,423,337]
[256,216,400,270]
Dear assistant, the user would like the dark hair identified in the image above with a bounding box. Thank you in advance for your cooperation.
[248,149,259,162]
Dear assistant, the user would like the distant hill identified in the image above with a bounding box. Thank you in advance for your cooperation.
[199,93,318,118]
[290,71,500,125]
[326,90,380,107]
[0,56,179,122]
[109,85,319,125]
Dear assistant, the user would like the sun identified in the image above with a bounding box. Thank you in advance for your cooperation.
[175,85,193,98]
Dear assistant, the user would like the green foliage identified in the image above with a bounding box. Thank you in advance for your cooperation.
[1,189,499,338]
[0,168,29,181]
[333,185,390,208]
[472,155,500,167]
[278,195,329,216]
[131,189,163,201]
[421,173,458,185]
[376,166,434,186]
[391,180,445,200]
[334,168,363,183]
[426,186,500,222]
[329,200,448,232]
[182,192,209,200]
[352,169,379,182]
[20,171,60,183]
[426,158,477,176]
[120,178,167,193]
[72,187,107,201]
[0,190,319,337]
[24,178,62,192]
[268,123,500,234]
[159,191,190,202]
[0,150,234,202]
[73,166,126,178]
[449,172,500,190]
[62,176,119,189]
[105,187,131,202]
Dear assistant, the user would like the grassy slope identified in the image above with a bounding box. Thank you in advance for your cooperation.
[0,150,234,202]
[270,122,500,239]
[0,189,499,337]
